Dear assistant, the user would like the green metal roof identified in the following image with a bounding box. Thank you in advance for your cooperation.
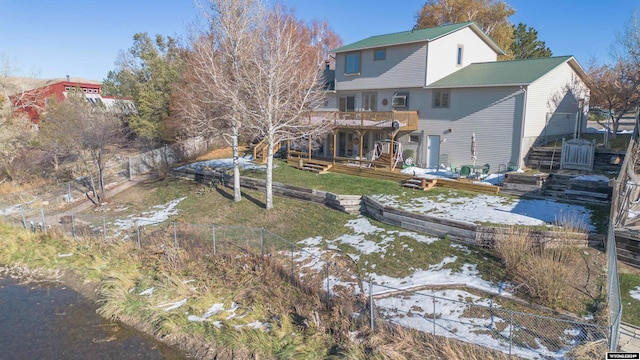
[332,22,503,54]
[426,56,577,88]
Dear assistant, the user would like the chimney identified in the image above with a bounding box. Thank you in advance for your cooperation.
[66,75,70,82]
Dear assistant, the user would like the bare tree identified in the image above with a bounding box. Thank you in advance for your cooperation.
[241,5,331,209]
[175,0,265,202]
[39,89,125,205]
[586,12,640,139]
[414,0,515,59]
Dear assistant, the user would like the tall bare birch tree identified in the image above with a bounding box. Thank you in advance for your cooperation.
[176,0,264,202]
[241,6,331,209]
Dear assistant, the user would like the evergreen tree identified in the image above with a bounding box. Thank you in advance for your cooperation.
[510,23,553,59]
[102,33,184,144]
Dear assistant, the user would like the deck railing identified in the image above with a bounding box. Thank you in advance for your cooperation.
[307,111,418,131]
[252,139,281,164]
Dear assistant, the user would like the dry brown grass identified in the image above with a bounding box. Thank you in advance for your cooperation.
[494,226,606,313]
[493,227,534,276]
[347,323,515,359]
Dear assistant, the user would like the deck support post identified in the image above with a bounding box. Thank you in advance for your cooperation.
[331,130,338,165]
[389,131,399,172]
[286,139,290,160]
[355,130,366,168]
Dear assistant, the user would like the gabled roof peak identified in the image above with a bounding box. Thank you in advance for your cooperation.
[332,21,503,55]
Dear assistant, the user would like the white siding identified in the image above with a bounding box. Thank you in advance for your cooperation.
[523,62,589,141]
[335,43,427,91]
[426,27,498,85]
[411,87,522,171]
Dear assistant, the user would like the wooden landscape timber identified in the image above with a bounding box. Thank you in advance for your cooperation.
[614,229,640,267]
[432,177,500,194]
[362,195,588,248]
[170,167,361,214]
[475,226,589,248]
[287,158,500,193]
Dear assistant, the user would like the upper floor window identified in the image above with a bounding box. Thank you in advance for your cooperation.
[433,90,450,108]
[363,92,377,111]
[392,92,409,108]
[339,96,355,112]
[456,45,464,66]
[373,48,386,61]
[345,52,360,75]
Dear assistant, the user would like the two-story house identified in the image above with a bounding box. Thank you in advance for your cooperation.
[309,21,589,172]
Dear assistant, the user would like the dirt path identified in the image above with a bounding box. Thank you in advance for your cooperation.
[46,174,155,227]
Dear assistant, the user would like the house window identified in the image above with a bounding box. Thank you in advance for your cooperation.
[363,93,377,111]
[456,45,464,66]
[433,90,450,108]
[409,134,420,143]
[392,92,409,108]
[339,96,355,112]
[373,48,386,61]
[345,52,360,75]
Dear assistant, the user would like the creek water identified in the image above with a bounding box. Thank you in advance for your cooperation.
[0,277,189,360]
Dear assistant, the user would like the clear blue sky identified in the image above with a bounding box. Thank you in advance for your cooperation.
[0,0,637,82]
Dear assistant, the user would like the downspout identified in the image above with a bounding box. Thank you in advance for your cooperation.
[518,86,528,169]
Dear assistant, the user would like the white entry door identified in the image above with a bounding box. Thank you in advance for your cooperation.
[427,135,440,169]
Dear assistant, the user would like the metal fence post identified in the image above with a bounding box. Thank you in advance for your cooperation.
[509,310,513,356]
[173,222,177,248]
[20,206,26,230]
[212,224,216,256]
[71,213,76,238]
[136,224,141,248]
[325,263,330,307]
[369,281,374,330]
[433,296,436,336]
[103,216,106,242]
[40,209,46,234]
[291,246,294,278]
[260,227,265,257]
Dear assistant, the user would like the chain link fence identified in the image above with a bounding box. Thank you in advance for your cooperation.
[605,113,638,352]
[0,204,612,358]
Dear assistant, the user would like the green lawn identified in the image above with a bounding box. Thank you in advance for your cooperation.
[619,272,640,325]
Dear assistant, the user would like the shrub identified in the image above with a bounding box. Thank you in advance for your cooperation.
[494,226,584,309]
[493,227,534,276]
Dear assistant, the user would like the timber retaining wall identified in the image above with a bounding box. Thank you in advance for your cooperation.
[171,168,588,248]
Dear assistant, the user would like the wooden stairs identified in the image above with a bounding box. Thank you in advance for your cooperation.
[402,177,438,190]
[296,159,333,174]
[252,139,282,164]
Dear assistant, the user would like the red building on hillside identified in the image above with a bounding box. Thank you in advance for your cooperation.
[9,77,127,124]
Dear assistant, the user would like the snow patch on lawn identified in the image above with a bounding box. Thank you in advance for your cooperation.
[370,193,594,231]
